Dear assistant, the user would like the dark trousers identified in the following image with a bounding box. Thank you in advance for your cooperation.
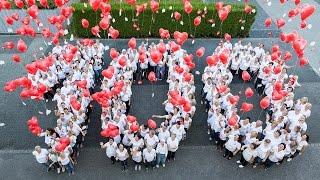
[167,151,176,160]
[120,159,128,171]
[240,154,249,166]
[224,149,234,159]
[145,160,155,169]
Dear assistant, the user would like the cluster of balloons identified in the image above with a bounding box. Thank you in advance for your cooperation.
[168,90,192,112]
[55,137,71,152]
[27,116,42,135]
[91,80,125,107]
[100,123,120,138]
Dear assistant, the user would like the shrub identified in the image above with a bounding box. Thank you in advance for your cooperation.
[70,0,256,38]
[10,0,57,9]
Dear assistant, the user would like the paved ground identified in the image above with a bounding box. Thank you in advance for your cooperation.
[0,1,320,179]
[1,145,320,180]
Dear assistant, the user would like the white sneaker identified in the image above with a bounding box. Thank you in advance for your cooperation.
[156,165,159,168]
[138,165,141,171]
[253,165,257,168]
[239,165,244,168]
[236,160,241,164]
[135,165,137,171]
[162,164,165,167]
[287,158,292,162]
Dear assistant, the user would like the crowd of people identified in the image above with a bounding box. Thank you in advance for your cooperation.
[99,40,196,171]
[32,39,105,175]
[203,40,311,170]
[29,37,312,173]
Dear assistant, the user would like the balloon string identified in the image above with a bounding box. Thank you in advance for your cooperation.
[188,14,192,37]
[258,109,264,120]
[220,21,223,38]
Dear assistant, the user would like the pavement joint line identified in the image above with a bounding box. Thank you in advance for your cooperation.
[1,143,320,154]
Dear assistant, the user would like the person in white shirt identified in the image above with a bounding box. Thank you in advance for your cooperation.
[116,144,129,171]
[143,146,156,170]
[254,139,272,168]
[157,125,170,141]
[144,130,159,148]
[131,147,142,171]
[32,146,49,169]
[100,138,117,164]
[167,133,179,161]
[237,143,257,168]
[264,143,286,169]
[224,135,241,159]
[156,139,168,168]
[58,152,74,176]
[170,121,186,142]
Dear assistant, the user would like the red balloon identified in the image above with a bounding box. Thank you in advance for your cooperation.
[99,17,109,30]
[70,97,81,111]
[219,50,229,64]
[183,73,192,82]
[100,129,110,138]
[228,116,237,126]
[300,5,315,21]
[109,129,119,138]
[59,137,70,146]
[138,53,146,63]
[158,42,167,53]
[263,66,272,75]
[76,80,87,89]
[100,2,112,15]
[102,69,113,79]
[295,0,301,5]
[299,57,308,66]
[215,2,224,11]
[184,2,193,14]
[241,102,253,112]
[273,65,282,74]
[148,71,156,82]
[118,57,127,67]
[292,38,307,55]
[272,90,283,100]
[109,28,119,39]
[300,21,307,29]
[196,47,205,58]
[128,38,137,49]
[89,0,100,11]
[17,39,27,53]
[274,81,283,91]
[159,28,170,39]
[55,143,66,152]
[217,85,227,94]
[14,0,24,9]
[27,5,39,19]
[283,51,292,61]
[174,11,181,21]
[193,16,201,26]
[244,5,252,14]
[206,55,218,66]
[150,50,162,64]
[150,0,159,13]
[147,119,157,129]
[229,95,239,105]
[127,115,137,123]
[108,123,118,130]
[109,48,119,59]
[288,8,299,18]
[183,102,192,112]
[11,54,21,63]
[224,33,231,41]
[241,71,251,81]
[130,122,139,132]
[126,0,136,6]
[5,16,14,25]
[260,97,270,109]
[27,116,39,127]
[3,41,15,49]
[91,25,100,37]
[81,19,89,29]
[244,87,254,98]
[276,18,285,28]
[40,0,48,8]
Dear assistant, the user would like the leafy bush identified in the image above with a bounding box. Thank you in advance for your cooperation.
[70,0,256,38]
[10,0,57,9]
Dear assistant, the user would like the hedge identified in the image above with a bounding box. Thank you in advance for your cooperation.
[70,0,256,38]
[10,0,57,9]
